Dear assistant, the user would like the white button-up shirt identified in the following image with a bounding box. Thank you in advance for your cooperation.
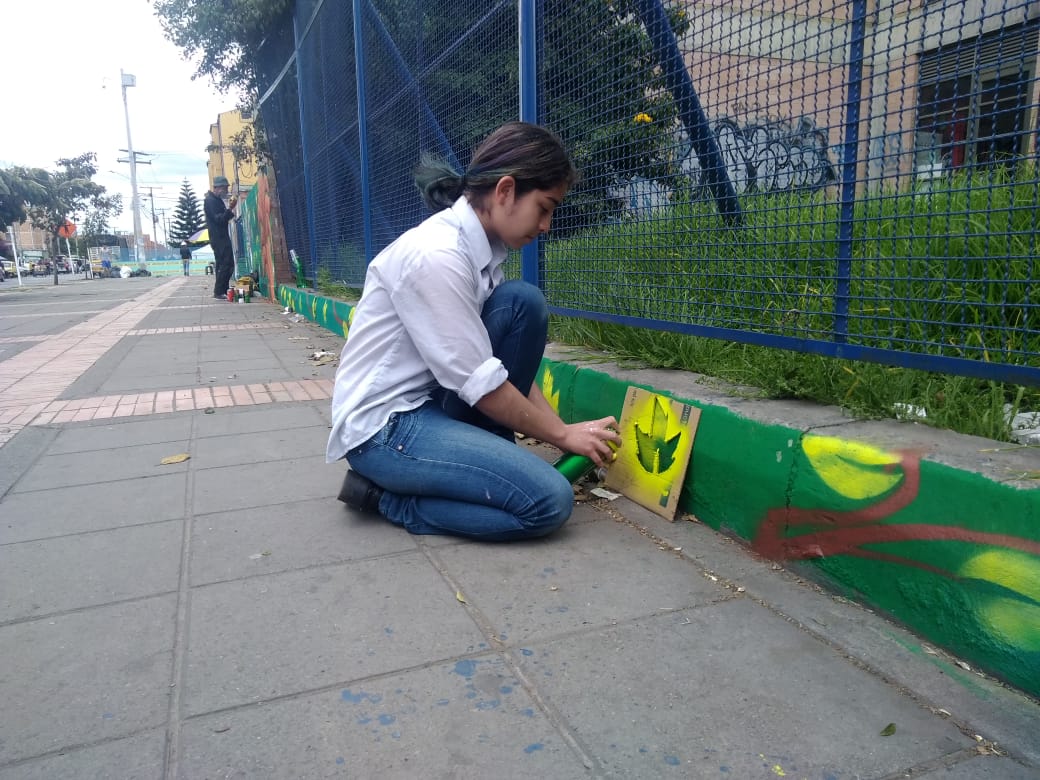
[326,197,510,461]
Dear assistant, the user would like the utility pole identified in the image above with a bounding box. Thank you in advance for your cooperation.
[120,70,144,265]
[147,188,160,255]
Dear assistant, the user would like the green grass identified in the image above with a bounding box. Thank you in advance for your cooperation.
[318,168,1040,441]
[546,168,1039,441]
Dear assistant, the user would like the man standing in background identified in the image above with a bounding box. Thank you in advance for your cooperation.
[180,241,192,275]
[205,175,238,299]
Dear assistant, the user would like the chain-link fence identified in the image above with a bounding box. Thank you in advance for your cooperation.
[257,0,1039,385]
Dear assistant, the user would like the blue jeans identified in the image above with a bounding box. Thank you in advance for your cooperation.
[345,281,573,541]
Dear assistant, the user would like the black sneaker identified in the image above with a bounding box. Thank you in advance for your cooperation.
[338,470,384,513]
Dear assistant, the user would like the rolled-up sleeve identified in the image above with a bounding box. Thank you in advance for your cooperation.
[458,357,509,406]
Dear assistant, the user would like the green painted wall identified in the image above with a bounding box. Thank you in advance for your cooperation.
[281,285,1040,699]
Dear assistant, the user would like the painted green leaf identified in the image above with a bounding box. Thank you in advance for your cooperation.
[634,396,681,474]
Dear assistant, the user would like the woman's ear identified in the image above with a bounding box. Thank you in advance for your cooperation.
[493,175,516,206]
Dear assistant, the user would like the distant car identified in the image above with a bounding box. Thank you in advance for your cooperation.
[1,260,14,278]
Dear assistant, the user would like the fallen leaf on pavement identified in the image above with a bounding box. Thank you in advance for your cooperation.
[160,453,191,465]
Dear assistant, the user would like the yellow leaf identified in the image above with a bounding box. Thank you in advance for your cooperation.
[160,453,191,465]
[802,435,903,500]
[455,590,467,604]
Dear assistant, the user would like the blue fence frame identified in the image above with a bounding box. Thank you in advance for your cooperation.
[256,0,1040,386]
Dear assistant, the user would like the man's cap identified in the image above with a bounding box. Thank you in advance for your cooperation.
[213,176,230,187]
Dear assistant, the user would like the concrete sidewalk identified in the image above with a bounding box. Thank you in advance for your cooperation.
[0,276,1036,779]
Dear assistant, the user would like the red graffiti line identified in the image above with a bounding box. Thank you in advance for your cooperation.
[751,450,1040,571]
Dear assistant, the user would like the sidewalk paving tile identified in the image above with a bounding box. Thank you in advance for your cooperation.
[189,497,417,586]
[0,472,188,543]
[512,598,970,778]
[183,553,489,715]
[0,595,176,764]
[0,730,166,780]
[0,521,181,622]
[177,657,591,780]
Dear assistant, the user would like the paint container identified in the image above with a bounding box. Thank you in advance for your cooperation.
[552,453,598,484]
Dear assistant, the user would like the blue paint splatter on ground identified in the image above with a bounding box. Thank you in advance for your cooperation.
[436,698,450,707]
[336,757,345,765]
[664,755,680,766]
[524,743,544,754]
[453,659,477,678]
[384,627,393,636]
[466,690,478,699]
[520,648,534,656]
[378,714,396,725]
[474,699,500,710]
[639,747,648,754]
[719,766,729,773]
[101,713,114,720]
[356,716,372,725]
[500,685,513,694]
[341,689,383,704]
[520,707,535,717]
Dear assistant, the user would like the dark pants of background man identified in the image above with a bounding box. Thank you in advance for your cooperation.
[213,255,234,299]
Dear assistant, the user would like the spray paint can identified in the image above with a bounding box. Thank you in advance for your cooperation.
[552,452,598,484]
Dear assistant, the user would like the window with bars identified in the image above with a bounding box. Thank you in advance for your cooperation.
[915,18,1038,175]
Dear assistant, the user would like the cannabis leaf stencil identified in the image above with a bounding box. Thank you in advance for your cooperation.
[634,395,681,474]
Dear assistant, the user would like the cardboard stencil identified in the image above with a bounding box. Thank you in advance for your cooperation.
[604,387,700,520]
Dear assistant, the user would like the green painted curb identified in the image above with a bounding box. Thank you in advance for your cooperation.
[279,285,1040,699]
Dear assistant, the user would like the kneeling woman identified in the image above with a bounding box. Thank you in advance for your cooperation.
[326,122,620,541]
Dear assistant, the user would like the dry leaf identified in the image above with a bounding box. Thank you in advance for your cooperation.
[160,453,191,465]
[455,590,466,604]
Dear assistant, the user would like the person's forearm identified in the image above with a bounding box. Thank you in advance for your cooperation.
[475,381,568,447]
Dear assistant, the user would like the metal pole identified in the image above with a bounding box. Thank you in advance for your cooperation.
[632,0,742,226]
[352,0,374,265]
[7,226,23,286]
[518,0,541,286]
[121,70,144,265]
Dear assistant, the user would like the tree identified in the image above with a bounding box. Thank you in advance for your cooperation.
[0,166,48,232]
[24,154,110,257]
[168,179,205,246]
[81,191,124,238]
[153,0,292,95]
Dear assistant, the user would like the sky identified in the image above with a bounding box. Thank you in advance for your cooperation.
[3,0,243,241]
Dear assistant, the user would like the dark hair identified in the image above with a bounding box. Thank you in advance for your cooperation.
[414,121,578,211]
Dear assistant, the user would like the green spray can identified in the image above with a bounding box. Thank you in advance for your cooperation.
[552,452,598,484]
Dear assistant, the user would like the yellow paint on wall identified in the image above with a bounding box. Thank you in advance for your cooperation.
[961,549,1040,651]
[802,435,903,500]
[540,368,561,414]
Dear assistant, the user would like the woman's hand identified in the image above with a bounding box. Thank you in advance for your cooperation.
[561,416,621,467]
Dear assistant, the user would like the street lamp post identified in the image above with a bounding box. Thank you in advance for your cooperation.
[120,69,144,266]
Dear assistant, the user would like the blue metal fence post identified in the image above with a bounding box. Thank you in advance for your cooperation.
[518,0,541,286]
[294,12,318,286]
[353,0,375,265]
[834,0,868,347]
[632,0,742,226]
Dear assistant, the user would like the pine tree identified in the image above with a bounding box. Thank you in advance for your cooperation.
[169,180,204,245]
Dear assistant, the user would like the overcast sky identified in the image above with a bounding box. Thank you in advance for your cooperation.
[4,0,242,239]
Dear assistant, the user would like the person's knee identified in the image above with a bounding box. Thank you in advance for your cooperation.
[498,280,547,322]
[523,472,574,537]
